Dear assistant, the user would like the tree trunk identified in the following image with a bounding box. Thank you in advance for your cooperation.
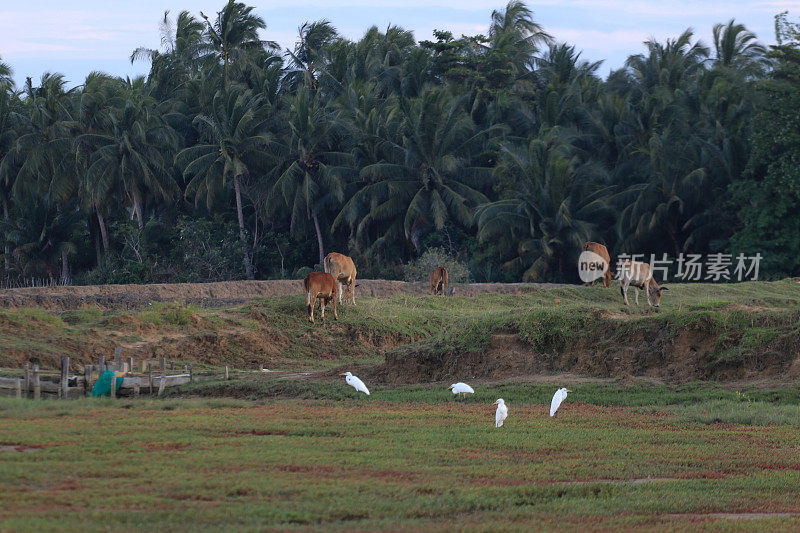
[92,231,103,266]
[2,197,9,273]
[233,176,254,280]
[60,249,70,285]
[133,194,144,231]
[97,211,110,253]
[312,212,325,267]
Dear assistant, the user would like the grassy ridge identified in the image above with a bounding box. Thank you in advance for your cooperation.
[2,280,799,375]
[2,397,800,530]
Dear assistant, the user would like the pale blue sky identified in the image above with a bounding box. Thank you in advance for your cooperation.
[1,0,796,88]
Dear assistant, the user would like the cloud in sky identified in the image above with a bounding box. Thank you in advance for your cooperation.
[0,0,787,86]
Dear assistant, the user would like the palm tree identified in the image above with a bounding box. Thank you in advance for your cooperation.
[711,20,768,76]
[131,10,207,97]
[476,131,610,281]
[77,77,177,231]
[617,128,708,256]
[286,20,339,89]
[0,194,82,284]
[335,89,493,254]
[1,74,78,202]
[488,0,552,74]
[73,73,121,256]
[269,87,352,265]
[626,30,709,92]
[177,86,273,279]
[0,57,18,275]
[200,0,276,88]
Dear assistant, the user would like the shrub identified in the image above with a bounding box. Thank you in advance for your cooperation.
[402,247,471,284]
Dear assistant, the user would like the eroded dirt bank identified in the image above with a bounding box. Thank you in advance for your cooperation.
[380,311,800,384]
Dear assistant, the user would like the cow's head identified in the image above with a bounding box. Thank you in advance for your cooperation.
[650,284,669,307]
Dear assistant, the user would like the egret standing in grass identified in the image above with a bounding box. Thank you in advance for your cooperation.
[550,388,571,418]
[340,372,370,395]
[448,382,474,399]
[493,399,508,427]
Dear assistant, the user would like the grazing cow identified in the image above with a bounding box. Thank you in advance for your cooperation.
[323,252,357,305]
[430,267,449,295]
[304,272,338,323]
[583,242,612,288]
[617,259,669,307]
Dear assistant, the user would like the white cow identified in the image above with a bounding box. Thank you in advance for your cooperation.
[617,259,669,307]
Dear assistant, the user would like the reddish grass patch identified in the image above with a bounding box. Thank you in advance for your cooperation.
[276,463,338,474]
[0,444,46,453]
[143,442,191,451]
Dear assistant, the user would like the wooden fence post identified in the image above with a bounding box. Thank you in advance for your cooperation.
[189,364,194,383]
[127,357,134,374]
[99,355,105,373]
[61,356,69,400]
[24,363,30,396]
[84,365,92,396]
[225,366,229,380]
[15,378,21,399]
[114,347,122,371]
[109,373,116,399]
[33,365,40,400]
[133,381,140,399]
[157,373,166,396]
[160,357,166,376]
[148,363,153,395]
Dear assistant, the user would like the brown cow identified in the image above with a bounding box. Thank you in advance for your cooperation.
[430,266,449,295]
[304,272,338,323]
[323,252,357,305]
[583,242,612,288]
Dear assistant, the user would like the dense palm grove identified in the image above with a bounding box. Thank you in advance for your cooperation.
[1,2,799,286]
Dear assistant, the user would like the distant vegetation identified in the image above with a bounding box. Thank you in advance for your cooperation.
[1,2,799,286]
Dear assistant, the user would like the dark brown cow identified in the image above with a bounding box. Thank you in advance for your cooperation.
[430,267,449,295]
[304,272,338,324]
[583,242,612,288]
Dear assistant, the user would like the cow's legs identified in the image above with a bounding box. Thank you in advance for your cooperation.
[307,293,316,323]
[621,283,630,306]
[333,295,338,320]
[337,280,343,304]
[635,288,639,305]
[320,298,326,323]
[350,278,355,305]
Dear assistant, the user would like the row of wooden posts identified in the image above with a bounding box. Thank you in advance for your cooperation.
[1,347,214,399]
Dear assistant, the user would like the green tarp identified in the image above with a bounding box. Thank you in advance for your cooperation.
[91,369,123,397]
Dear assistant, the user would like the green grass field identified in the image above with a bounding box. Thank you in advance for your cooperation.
[3,280,800,530]
[2,391,800,531]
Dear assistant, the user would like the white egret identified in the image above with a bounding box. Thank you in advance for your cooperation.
[550,388,571,418]
[448,382,475,398]
[493,398,508,427]
[339,372,370,395]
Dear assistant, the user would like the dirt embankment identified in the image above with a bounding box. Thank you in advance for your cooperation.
[381,312,800,385]
[0,280,559,310]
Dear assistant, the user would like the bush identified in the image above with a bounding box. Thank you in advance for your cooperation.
[402,247,471,284]
[294,266,313,279]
